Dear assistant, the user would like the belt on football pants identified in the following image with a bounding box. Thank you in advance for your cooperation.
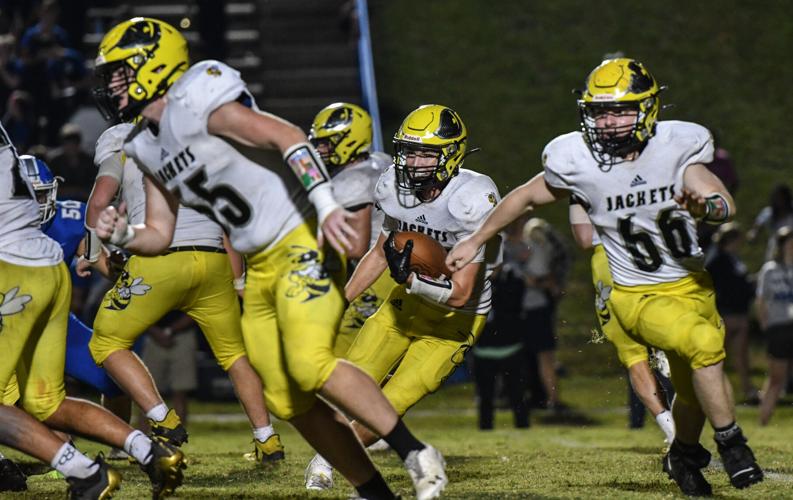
[165,245,227,254]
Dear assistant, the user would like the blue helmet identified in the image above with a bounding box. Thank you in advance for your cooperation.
[19,154,59,224]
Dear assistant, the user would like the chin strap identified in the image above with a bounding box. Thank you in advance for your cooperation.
[406,273,454,304]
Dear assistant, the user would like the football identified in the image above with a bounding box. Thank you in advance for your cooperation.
[392,231,452,278]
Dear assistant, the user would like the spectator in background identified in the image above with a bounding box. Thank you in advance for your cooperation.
[2,89,36,151]
[521,218,569,412]
[749,184,793,261]
[47,123,93,201]
[0,33,20,114]
[141,312,199,429]
[473,221,530,430]
[756,226,793,425]
[705,223,758,403]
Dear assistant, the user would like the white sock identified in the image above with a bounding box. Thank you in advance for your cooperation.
[124,430,153,465]
[146,403,169,422]
[655,410,676,443]
[253,425,275,442]
[51,443,98,479]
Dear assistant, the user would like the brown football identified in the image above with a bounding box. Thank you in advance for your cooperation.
[392,231,452,278]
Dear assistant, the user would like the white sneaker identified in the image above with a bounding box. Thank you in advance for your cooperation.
[405,445,447,500]
[305,454,333,490]
[367,439,391,452]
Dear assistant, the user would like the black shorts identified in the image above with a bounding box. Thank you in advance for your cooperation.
[766,323,793,359]
[521,305,556,353]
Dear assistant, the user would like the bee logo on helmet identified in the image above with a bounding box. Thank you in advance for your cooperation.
[93,17,189,122]
[309,103,372,171]
[393,104,469,201]
[577,58,662,168]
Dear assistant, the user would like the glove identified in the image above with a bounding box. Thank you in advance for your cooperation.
[383,232,413,284]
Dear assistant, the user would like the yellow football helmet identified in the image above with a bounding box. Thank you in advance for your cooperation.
[93,17,188,121]
[308,103,372,170]
[577,58,661,166]
[393,104,467,198]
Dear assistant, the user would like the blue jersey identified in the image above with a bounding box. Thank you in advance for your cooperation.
[43,200,86,263]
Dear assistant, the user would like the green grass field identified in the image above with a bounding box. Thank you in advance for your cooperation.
[5,377,793,499]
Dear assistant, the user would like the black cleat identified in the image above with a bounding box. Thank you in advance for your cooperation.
[66,456,122,500]
[148,409,189,447]
[0,458,27,492]
[716,434,763,489]
[662,441,712,497]
[142,439,187,499]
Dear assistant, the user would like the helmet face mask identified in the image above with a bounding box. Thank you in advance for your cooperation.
[93,17,189,122]
[309,103,372,171]
[19,155,59,225]
[578,58,661,168]
[392,105,467,202]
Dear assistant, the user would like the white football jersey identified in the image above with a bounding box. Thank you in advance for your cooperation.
[332,151,390,248]
[0,124,62,266]
[123,60,310,254]
[96,124,224,248]
[543,120,714,286]
[375,167,502,314]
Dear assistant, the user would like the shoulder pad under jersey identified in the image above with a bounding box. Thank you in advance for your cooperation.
[94,123,135,165]
[447,170,501,231]
[167,60,249,121]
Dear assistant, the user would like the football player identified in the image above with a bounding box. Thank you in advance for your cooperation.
[447,58,763,496]
[308,102,395,357]
[91,17,445,500]
[305,104,501,493]
[569,197,675,443]
[0,129,184,499]
[79,122,285,465]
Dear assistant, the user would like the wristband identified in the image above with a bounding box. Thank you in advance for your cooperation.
[84,226,103,263]
[702,193,730,225]
[283,142,330,194]
[407,273,454,304]
[308,182,342,225]
[233,273,246,291]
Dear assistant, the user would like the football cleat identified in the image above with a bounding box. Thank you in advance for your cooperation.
[66,456,122,500]
[141,440,186,499]
[148,409,188,447]
[404,445,448,500]
[716,434,763,489]
[0,458,27,492]
[243,434,285,465]
[304,454,333,490]
[662,441,712,497]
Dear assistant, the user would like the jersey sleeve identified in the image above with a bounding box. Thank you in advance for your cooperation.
[168,60,250,124]
[673,122,715,188]
[332,164,379,209]
[756,262,774,300]
[541,134,590,206]
[94,123,135,180]
[448,174,501,262]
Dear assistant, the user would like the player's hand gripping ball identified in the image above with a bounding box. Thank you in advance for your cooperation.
[385,231,452,283]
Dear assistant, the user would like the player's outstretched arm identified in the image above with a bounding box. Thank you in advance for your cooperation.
[96,176,178,255]
[207,101,358,255]
[676,163,736,224]
[446,172,560,271]
[345,231,388,301]
[569,202,594,250]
